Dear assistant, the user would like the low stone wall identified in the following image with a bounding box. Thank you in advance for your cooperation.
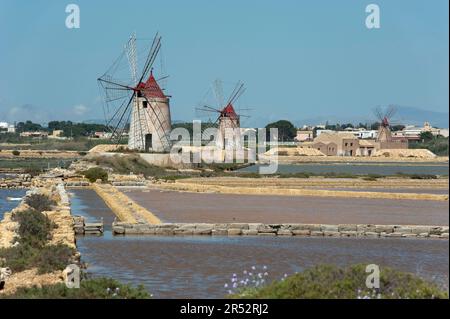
[112,222,449,239]
[92,183,161,224]
[0,174,32,189]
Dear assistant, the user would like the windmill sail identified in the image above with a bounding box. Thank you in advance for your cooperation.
[98,33,172,152]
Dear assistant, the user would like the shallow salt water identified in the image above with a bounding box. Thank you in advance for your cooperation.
[239,163,449,176]
[70,189,449,299]
[0,189,26,220]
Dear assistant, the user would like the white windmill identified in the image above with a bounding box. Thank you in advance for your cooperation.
[98,33,172,152]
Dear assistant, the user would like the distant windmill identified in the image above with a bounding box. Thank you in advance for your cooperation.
[97,33,172,152]
[196,79,251,149]
[373,105,397,143]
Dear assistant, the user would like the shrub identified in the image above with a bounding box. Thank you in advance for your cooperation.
[232,264,448,299]
[279,172,311,178]
[25,194,56,213]
[409,174,438,180]
[12,150,20,156]
[0,244,75,274]
[23,166,42,177]
[4,277,150,299]
[12,209,55,247]
[81,167,108,183]
[33,245,76,274]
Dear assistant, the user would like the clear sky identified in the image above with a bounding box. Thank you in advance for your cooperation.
[0,0,448,127]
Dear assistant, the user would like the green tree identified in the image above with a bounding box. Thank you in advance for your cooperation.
[419,131,434,142]
[16,121,43,133]
[265,120,297,142]
[391,125,405,132]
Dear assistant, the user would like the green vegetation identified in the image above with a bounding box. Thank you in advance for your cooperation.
[47,121,108,138]
[410,135,449,156]
[0,204,75,274]
[25,193,56,213]
[13,120,108,138]
[88,154,167,177]
[13,209,55,246]
[233,171,441,180]
[265,120,297,142]
[0,158,73,172]
[11,150,20,156]
[2,277,150,299]
[232,264,448,299]
[15,121,44,133]
[0,244,75,275]
[80,167,109,183]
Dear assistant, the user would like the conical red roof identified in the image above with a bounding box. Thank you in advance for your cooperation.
[136,73,166,98]
[222,103,238,119]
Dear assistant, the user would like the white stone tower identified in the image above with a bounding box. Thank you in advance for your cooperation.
[128,72,172,152]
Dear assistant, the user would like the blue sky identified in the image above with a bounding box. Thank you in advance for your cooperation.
[0,0,448,127]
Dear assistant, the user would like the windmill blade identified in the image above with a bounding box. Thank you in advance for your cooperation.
[125,32,138,85]
[195,107,220,113]
[202,104,221,112]
[138,33,162,84]
[109,92,135,141]
[385,105,397,120]
[227,81,245,105]
[226,81,242,106]
[212,79,225,109]
[98,76,136,91]
[157,75,170,82]
[373,106,384,121]
[231,85,246,105]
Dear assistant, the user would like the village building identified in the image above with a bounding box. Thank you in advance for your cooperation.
[295,130,314,142]
[393,122,449,140]
[312,132,360,156]
[0,122,15,134]
[19,131,48,138]
[48,130,66,139]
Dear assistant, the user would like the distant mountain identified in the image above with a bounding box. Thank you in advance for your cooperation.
[296,106,449,129]
[394,106,449,128]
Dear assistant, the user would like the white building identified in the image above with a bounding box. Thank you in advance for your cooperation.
[316,129,335,136]
[341,129,378,139]
[393,122,449,140]
[0,122,15,133]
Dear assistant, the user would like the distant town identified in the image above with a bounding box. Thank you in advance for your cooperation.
[1,118,448,157]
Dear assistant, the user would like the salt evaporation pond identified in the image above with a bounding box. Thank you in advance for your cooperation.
[239,163,449,176]
[70,189,449,298]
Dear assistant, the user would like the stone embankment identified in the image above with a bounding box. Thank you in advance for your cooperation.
[0,178,78,294]
[0,174,32,189]
[112,222,449,240]
[0,179,76,249]
[154,181,449,202]
[92,183,161,224]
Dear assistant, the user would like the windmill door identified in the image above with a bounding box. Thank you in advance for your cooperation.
[145,134,152,152]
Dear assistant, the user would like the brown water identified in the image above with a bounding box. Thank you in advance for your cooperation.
[125,189,449,226]
[71,189,449,299]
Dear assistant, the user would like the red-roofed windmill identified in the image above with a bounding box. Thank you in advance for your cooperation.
[97,33,171,152]
[374,105,396,142]
[196,79,250,149]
